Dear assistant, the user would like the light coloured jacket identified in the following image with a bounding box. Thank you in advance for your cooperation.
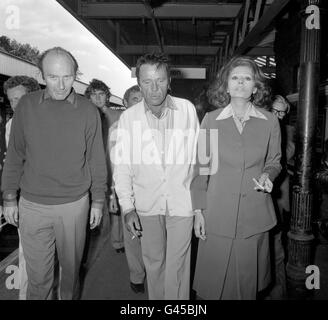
[112,96,199,217]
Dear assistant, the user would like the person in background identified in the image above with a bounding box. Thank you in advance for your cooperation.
[113,53,199,299]
[85,79,125,255]
[3,76,40,147]
[120,84,145,294]
[3,75,40,300]
[268,94,295,299]
[315,140,328,243]
[194,85,217,122]
[123,85,143,109]
[1,47,107,299]
[271,95,295,217]
[191,56,281,299]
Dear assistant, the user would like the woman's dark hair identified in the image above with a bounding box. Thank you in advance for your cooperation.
[207,56,271,109]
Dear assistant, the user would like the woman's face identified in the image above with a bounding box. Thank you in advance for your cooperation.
[227,65,256,101]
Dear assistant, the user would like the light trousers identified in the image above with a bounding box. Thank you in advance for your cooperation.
[19,194,89,300]
[17,231,28,300]
[122,215,145,284]
[139,215,193,300]
[18,233,61,300]
[110,213,124,250]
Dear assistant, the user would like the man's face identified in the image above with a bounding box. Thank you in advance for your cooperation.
[125,90,143,108]
[272,101,288,120]
[43,52,75,100]
[6,85,28,112]
[138,64,169,108]
[90,89,107,109]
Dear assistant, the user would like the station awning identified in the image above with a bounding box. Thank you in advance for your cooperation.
[56,0,291,80]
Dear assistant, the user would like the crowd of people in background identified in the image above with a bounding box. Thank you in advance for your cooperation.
[1,45,324,301]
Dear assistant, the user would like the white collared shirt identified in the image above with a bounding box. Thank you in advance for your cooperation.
[5,118,12,148]
[216,103,267,134]
[144,96,177,169]
[113,95,199,217]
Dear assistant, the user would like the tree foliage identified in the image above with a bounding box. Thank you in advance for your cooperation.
[0,35,41,64]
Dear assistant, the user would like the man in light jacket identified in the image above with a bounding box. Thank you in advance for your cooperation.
[112,53,199,300]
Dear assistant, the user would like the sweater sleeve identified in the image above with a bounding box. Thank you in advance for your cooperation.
[112,112,135,215]
[1,99,26,204]
[86,107,108,205]
[190,112,211,210]
[263,115,282,181]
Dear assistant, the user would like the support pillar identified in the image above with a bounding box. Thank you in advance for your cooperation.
[286,0,322,299]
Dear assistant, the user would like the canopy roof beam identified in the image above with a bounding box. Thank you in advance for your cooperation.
[78,1,242,19]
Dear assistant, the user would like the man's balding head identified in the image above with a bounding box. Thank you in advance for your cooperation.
[38,47,77,100]
[38,47,79,78]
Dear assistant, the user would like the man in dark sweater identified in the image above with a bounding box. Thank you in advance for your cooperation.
[1,47,107,300]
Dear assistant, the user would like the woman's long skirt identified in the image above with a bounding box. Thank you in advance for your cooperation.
[193,232,271,300]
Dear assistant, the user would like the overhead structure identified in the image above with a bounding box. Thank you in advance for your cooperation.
[56,0,291,80]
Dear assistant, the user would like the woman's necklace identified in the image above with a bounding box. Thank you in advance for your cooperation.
[233,103,250,124]
[234,111,247,125]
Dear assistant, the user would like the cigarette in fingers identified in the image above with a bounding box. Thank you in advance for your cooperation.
[131,235,136,240]
[252,178,264,190]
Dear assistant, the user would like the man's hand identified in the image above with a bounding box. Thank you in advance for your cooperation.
[194,211,206,241]
[109,195,118,214]
[124,210,142,238]
[90,207,103,229]
[3,205,19,227]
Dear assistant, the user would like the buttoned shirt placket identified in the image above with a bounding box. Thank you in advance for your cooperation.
[144,97,176,215]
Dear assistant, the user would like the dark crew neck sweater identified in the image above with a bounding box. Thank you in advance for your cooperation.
[1,90,107,205]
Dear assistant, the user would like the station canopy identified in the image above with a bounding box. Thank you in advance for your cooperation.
[56,0,290,80]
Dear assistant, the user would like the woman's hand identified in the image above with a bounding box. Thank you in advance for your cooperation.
[194,210,206,240]
[253,172,273,193]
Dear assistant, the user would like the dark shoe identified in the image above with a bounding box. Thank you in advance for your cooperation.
[130,282,145,294]
[115,247,125,253]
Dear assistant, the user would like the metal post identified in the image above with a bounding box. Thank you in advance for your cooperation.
[286,0,322,299]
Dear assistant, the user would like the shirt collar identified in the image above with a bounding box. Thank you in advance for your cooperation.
[216,103,268,121]
[144,94,177,116]
[39,88,77,105]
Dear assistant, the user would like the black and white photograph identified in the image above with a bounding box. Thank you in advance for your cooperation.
[0,0,327,308]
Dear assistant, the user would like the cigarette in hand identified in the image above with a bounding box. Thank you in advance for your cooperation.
[131,235,136,240]
[252,178,264,190]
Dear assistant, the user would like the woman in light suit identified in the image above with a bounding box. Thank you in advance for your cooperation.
[191,56,282,300]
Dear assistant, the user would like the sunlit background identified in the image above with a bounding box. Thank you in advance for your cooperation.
[0,0,137,98]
